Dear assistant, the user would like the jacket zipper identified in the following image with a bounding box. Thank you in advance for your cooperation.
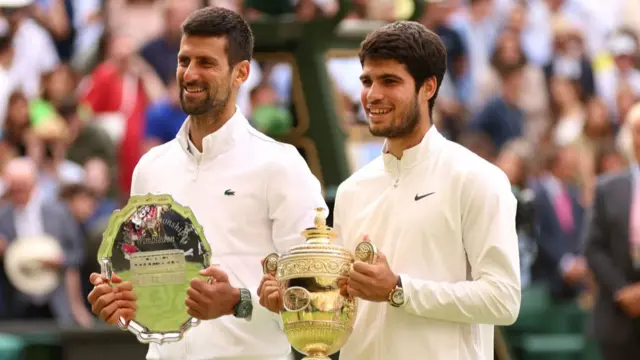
[393,161,400,188]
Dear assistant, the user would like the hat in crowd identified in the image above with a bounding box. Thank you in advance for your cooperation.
[0,0,33,7]
[4,234,63,298]
[609,33,637,56]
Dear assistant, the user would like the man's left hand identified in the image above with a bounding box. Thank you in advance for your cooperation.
[186,266,240,320]
[345,250,398,302]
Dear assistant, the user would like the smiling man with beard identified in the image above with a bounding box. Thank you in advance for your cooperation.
[86,6,326,360]
[259,21,522,360]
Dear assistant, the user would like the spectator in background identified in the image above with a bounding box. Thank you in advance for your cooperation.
[571,97,615,206]
[142,78,186,153]
[584,106,640,360]
[0,14,13,127]
[532,145,586,301]
[0,0,59,101]
[549,75,586,146]
[474,28,550,144]
[597,30,640,117]
[543,17,596,101]
[495,138,537,289]
[249,82,292,137]
[0,157,90,327]
[140,0,200,86]
[79,31,164,198]
[594,141,627,176]
[0,91,39,164]
[57,96,116,179]
[58,183,97,305]
[83,157,116,235]
[468,60,525,151]
[29,63,77,129]
[32,118,85,201]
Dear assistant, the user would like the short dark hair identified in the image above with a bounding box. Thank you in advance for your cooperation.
[59,183,96,201]
[359,21,447,117]
[181,6,254,67]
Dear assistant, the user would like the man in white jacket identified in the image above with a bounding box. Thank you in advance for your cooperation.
[87,7,326,360]
[259,21,521,360]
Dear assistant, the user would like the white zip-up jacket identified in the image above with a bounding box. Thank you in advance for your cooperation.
[130,108,327,360]
[334,125,521,360]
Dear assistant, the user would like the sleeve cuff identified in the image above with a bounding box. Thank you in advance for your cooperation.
[397,273,411,310]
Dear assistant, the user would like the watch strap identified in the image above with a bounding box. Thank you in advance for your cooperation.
[234,288,253,319]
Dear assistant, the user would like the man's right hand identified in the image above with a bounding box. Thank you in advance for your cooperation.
[616,283,640,318]
[257,274,282,314]
[563,256,588,284]
[87,273,137,325]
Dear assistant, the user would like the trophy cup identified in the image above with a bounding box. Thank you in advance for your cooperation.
[262,208,376,360]
[97,194,211,344]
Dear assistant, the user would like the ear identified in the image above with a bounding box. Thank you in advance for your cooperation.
[232,60,251,88]
[420,76,438,104]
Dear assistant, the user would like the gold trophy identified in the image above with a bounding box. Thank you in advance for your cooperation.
[262,208,376,360]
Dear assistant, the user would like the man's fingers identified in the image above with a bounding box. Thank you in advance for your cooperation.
[267,291,282,312]
[186,287,209,305]
[347,286,364,299]
[98,299,120,322]
[187,307,206,320]
[90,273,123,286]
[199,265,229,283]
[352,261,376,276]
[257,275,276,295]
[347,276,368,294]
[91,290,115,314]
[114,281,133,292]
[348,269,372,286]
[106,308,136,326]
[185,297,207,317]
[88,284,113,305]
[90,273,103,286]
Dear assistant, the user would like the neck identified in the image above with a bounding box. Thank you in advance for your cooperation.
[385,119,431,159]
[188,104,236,152]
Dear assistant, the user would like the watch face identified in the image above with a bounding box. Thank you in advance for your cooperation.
[392,289,404,305]
[238,301,253,317]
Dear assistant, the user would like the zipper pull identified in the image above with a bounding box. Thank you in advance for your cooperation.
[393,178,399,188]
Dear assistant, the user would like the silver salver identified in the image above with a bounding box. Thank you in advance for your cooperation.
[97,194,211,344]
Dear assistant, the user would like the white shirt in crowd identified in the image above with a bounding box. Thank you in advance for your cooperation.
[334,125,521,360]
[131,108,327,360]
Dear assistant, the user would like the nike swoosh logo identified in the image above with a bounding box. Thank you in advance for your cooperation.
[414,192,435,201]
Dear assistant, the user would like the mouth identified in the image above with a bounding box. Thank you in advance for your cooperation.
[182,87,206,97]
[367,107,393,120]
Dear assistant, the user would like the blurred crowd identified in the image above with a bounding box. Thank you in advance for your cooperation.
[0,0,639,340]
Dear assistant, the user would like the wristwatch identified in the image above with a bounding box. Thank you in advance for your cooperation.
[388,276,405,308]
[234,288,253,319]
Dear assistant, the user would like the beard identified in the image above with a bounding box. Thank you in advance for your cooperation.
[179,84,231,125]
[369,95,420,138]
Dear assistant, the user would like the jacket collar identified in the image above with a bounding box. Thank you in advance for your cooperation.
[382,125,444,173]
[176,106,248,160]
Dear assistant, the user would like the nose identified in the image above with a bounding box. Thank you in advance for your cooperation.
[366,83,384,103]
[181,63,199,84]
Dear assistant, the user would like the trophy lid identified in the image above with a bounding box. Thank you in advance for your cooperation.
[286,208,352,258]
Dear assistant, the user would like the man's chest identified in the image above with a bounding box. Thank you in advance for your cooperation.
[341,173,467,279]
[140,163,272,255]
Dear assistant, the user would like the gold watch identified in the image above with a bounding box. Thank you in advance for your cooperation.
[388,276,404,308]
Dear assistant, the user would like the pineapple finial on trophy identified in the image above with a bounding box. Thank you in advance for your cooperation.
[303,208,335,245]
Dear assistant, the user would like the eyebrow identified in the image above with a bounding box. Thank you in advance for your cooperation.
[178,54,220,65]
[359,73,403,82]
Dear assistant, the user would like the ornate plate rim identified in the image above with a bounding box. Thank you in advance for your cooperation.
[97,193,211,344]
